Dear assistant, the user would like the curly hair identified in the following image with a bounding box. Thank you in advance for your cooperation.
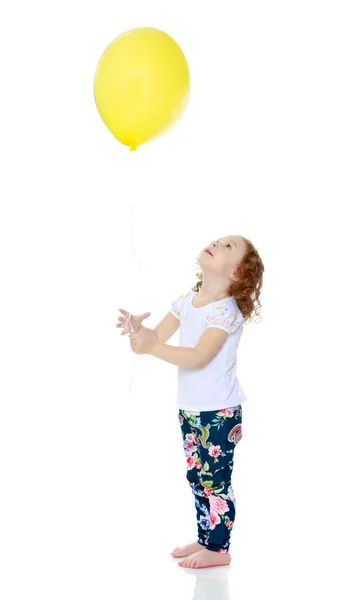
[192,236,265,323]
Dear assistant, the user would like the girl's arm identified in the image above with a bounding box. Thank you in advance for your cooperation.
[150,327,229,369]
[150,342,202,369]
[153,312,180,343]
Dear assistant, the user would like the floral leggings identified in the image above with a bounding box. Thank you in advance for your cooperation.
[178,405,243,554]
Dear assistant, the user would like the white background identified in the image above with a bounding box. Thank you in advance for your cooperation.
[1,1,336,598]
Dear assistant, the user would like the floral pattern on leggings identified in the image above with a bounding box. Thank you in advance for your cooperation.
[178,405,242,554]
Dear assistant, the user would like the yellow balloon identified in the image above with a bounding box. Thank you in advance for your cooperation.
[93,27,190,151]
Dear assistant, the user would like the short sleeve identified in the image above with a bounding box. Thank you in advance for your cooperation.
[170,293,186,320]
[204,306,244,334]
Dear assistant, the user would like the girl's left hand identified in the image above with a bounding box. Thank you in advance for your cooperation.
[129,326,158,355]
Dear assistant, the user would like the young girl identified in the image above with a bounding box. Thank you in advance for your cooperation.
[116,235,264,569]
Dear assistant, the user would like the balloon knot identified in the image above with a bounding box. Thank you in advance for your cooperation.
[129,144,136,152]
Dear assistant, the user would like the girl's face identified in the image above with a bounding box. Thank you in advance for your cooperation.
[198,236,247,279]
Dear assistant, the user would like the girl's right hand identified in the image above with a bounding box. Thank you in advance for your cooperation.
[116,309,151,335]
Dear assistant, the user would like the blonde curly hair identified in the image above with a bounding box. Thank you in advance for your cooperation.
[192,236,265,323]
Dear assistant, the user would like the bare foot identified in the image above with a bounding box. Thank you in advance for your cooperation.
[171,542,204,558]
[178,548,231,569]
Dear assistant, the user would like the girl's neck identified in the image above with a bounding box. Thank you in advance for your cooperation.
[198,282,231,302]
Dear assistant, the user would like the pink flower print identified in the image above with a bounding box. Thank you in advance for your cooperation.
[196,462,202,469]
[218,408,233,417]
[218,548,229,554]
[178,415,183,425]
[209,510,221,530]
[186,433,198,445]
[209,495,229,515]
[226,520,234,530]
[208,444,222,458]
[184,433,197,453]
[185,441,197,452]
[203,487,213,498]
[186,455,196,470]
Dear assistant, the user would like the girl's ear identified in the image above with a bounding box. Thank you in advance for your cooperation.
[232,266,243,282]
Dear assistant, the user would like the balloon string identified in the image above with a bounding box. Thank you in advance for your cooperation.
[128,313,136,395]
[129,202,142,270]
[128,201,141,395]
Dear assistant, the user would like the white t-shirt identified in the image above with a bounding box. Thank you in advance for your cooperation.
[170,290,247,411]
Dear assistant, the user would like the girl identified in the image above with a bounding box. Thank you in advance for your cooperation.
[116,235,264,569]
